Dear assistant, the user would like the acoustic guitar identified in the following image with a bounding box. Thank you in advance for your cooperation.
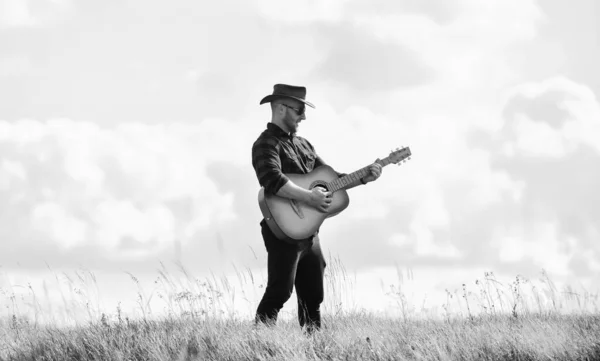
[258,147,411,242]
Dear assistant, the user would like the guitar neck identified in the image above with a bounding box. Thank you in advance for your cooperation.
[328,157,393,192]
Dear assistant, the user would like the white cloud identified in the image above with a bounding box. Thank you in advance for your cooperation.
[0,118,46,143]
[511,114,570,157]
[0,56,35,77]
[507,76,600,154]
[482,75,600,279]
[0,0,36,27]
[455,0,542,44]
[345,198,389,220]
[409,231,461,260]
[0,158,28,195]
[256,0,349,24]
[92,200,176,252]
[32,202,87,248]
[495,222,573,276]
[413,186,449,229]
[1,158,27,179]
[2,0,600,323]
[583,252,600,273]
[387,186,461,259]
[0,0,72,28]
[352,0,542,90]
[467,154,524,206]
[0,0,596,287]
[302,104,412,173]
[0,118,249,258]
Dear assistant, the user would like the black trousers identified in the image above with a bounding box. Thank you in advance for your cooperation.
[255,220,327,331]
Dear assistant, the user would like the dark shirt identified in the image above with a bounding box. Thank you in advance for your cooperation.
[252,123,343,195]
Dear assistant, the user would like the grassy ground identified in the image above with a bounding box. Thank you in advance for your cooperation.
[2,312,600,360]
[1,261,599,360]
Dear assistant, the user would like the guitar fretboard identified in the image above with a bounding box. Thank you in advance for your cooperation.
[328,157,394,192]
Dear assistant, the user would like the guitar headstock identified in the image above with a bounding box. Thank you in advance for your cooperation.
[386,146,412,165]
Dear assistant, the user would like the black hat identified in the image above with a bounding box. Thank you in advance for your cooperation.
[259,84,315,108]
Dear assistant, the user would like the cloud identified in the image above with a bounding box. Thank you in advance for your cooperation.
[1,0,597,296]
[347,0,462,25]
[309,22,432,93]
[0,0,36,27]
[504,77,600,153]
[503,90,574,130]
[0,55,35,78]
[297,74,600,286]
[0,0,331,123]
[289,97,520,272]
[255,1,437,108]
[533,0,600,93]
[495,222,575,276]
[31,202,88,248]
[256,0,349,24]
[475,76,600,278]
[0,118,259,268]
[348,0,542,95]
[0,0,72,28]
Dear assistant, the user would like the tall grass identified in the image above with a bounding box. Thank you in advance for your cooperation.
[1,258,599,360]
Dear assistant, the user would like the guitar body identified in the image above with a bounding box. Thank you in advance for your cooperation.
[258,165,350,241]
[256,146,411,242]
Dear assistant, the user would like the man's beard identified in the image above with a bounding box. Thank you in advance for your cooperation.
[285,115,299,135]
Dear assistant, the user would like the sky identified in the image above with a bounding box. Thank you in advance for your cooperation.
[1,0,599,323]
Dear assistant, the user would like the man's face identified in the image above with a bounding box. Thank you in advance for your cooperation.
[280,100,306,134]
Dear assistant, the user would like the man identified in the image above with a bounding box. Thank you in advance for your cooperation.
[251,84,382,332]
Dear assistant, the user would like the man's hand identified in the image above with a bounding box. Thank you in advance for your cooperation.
[307,186,332,213]
[362,159,383,184]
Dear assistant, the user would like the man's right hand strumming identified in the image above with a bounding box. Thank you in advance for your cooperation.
[308,187,332,213]
[275,181,332,212]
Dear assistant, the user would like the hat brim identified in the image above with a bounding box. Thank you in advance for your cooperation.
[260,95,315,108]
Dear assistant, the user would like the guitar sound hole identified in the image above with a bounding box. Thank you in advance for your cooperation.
[310,182,329,192]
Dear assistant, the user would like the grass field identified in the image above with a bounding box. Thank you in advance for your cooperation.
[1,259,599,360]
[3,312,600,360]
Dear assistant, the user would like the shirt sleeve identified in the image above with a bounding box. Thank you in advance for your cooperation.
[252,136,290,195]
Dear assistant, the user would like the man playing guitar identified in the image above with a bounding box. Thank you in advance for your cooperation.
[251,84,382,333]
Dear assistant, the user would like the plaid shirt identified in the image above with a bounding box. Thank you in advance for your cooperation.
[252,123,343,195]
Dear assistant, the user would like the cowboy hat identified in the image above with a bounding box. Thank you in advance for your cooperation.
[259,84,315,108]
